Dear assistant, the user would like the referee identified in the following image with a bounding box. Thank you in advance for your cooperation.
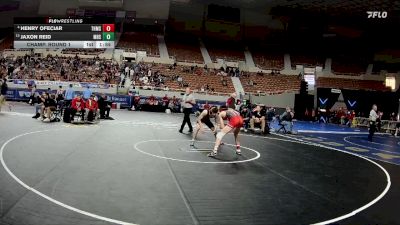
[179,87,195,133]
[368,104,378,142]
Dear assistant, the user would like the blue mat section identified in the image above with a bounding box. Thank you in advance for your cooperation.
[269,121,400,165]
[271,121,367,133]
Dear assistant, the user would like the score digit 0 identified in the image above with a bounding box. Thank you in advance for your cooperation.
[102,32,115,41]
[102,24,115,32]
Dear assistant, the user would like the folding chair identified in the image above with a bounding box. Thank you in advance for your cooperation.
[276,117,287,134]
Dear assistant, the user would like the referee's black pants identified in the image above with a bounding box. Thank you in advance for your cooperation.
[180,108,193,132]
[368,122,376,142]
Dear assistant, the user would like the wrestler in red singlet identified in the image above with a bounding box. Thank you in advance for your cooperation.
[208,108,243,157]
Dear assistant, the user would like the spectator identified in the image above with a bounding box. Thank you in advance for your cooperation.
[394,115,400,137]
[267,108,276,123]
[280,107,295,134]
[32,93,45,119]
[56,85,64,100]
[83,86,92,101]
[203,101,210,111]
[390,112,397,121]
[28,84,37,105]
[337,107,346,125]
[240,107,251,132]
[132,94,141,111]
[177,76,183,87]
[43,94,57,122]
[162,94,169,109]
[71,94,85,121]
[56,85,64,108]
[125,66,129,76]
[169,95,179,112]
[235,99,242,111]
[85,94,98,121]
[222,79,227,86]
[147,95,156,105]
[37,93,49,120]
[0,78,11,112]
[226,93,236,109]
[98,94,111,119]
[129,67,134,80]
[250,105,266,133]
[64,84,75,107]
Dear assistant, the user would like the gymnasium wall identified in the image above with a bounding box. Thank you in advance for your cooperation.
[123,0,170,19]
[168,1,204,35]
[249,92,296,109]
[168,0,284,40]
[38,0,79,16]
[0,0,40,28]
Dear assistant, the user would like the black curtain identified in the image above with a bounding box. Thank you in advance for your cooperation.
[294,94,314,120]
[342,89,361,111]
[342,89,399,119]
[317,88,340,110]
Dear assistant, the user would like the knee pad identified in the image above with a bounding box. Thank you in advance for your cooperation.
[216,132,225,140]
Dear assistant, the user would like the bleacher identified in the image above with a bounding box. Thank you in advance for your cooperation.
[240,73,301,94]
[117,32,159,56]
[1,55,119,84]
[316,77,390,91]
[291,54,325,68]
[61,49,105,55]
[165,37,204,64]
[148,65,235,94]
[331,55,368,75]
[251,52,284,70]
[205,40,245,62]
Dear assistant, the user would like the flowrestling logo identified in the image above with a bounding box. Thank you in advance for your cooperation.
[367,11,387,18]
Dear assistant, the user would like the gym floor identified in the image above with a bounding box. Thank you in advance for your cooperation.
[0,103,399,225]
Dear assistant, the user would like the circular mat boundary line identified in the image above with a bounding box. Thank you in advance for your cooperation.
[343,136,400,154]
[134,139,261,164]
[270,133,391,225]
[0,127,392,225]
[0,129,137,225]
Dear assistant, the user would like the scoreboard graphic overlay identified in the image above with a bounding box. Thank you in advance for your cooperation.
[14,18,115,49]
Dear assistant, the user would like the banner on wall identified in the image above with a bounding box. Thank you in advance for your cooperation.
[34,80,78,87]
[12,79,27,85]
[8,79,111,89]
[80,82,110,89]
[107,94,132,107]
[5,89,132,108]
[5,88,226,110]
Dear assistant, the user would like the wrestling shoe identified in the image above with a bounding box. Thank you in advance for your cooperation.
[207,151,217,157]
[236,149,242,155]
